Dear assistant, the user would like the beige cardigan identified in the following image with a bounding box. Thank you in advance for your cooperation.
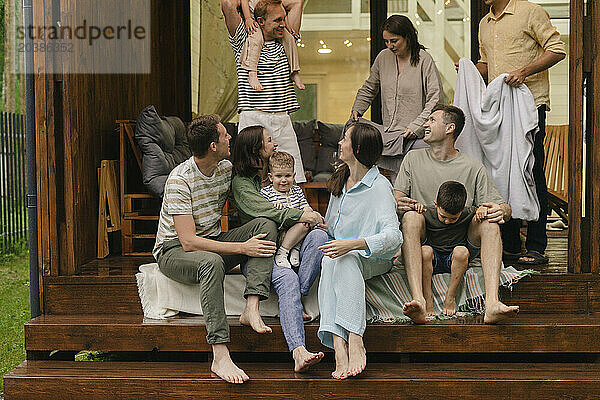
[352,48,443,138]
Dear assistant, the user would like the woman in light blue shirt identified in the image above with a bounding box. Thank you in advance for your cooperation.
[317,122,403,380]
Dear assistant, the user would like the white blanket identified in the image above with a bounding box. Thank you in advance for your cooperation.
[453,58,539,221]
[136,263,320,320]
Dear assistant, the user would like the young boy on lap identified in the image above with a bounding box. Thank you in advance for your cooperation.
[260,151,314,269]
[410,181,488,316]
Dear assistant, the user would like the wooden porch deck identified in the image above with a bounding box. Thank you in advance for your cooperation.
[74,231,570,276]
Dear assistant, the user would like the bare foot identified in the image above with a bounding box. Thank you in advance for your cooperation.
[248,71,264,91]
[425,296,436,317]
[211,354,249,384]
[302,309,311,321]
[239,309,272,334]
[332,340,349,380]
[293,346,324,373]
[443,297,457,316]
[347,334,366,377]
[291,72,305,90]
[403,299,427,324]
[484,301,519,324]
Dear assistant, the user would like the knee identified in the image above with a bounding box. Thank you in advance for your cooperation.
[452,246,469,262]
[283,0,302,8]
[402,211,425,234]
[196,253,225,280]
[421,245,434,262]
[307,228,328,246]
[221,0,240,12]
[253,217,278,240]
[477,219,501,236]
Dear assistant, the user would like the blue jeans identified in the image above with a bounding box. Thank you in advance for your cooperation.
[271,228,328,351]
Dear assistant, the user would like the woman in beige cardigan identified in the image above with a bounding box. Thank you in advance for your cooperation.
[351,15,443,181]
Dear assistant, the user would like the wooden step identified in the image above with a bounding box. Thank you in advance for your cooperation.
[24,313,600,354]
[42,273,600,315]
[5,361,600,400]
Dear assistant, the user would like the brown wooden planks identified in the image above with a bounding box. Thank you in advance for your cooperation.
[569,0,584,274]
[24,313,600,354]
[5,361,600,400]
[590,0,600,273]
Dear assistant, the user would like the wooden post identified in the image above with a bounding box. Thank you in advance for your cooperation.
[589,0,600,273]
[568,0,584,274]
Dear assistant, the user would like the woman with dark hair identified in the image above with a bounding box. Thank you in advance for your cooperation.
[231,125,328,373]
[317,122,403,379]
[351,14,443,181]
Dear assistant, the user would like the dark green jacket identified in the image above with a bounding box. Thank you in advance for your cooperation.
[232,174,303,230]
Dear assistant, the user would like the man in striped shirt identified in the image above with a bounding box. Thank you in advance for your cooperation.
[153,114,278,384]
[222,0,307,183]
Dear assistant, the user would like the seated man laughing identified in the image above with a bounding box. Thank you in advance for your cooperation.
[393,105,519,324]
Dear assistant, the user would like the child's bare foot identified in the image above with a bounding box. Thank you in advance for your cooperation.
[484,301,519,324]
[403,299,427,324]
[332,339,349,380]
[248,71,264,91]
[211,346,249,384]
[291,72,305,90]
[293,346,324,372]
[347,333,366,377]
[443,297,457,316]
[239,308,272,334]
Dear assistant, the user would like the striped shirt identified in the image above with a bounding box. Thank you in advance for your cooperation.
[153,158,232,259]
[229,22,299,114]
[260,184,309,210]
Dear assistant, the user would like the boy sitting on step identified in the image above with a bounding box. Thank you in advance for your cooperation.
[260,151,314,269]
[410,181,489,316]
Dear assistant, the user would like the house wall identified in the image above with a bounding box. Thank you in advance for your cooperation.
[34,0,191,278]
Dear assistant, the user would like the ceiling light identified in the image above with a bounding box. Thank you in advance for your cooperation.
[319,40,324,45]
[317,48,332,54]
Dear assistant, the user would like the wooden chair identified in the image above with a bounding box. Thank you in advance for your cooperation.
[543,125,568,223]
[116,120,236,256]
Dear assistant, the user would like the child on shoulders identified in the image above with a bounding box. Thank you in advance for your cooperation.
[261,151,314,269]
[240,0,305,91]
[409,181,489,316]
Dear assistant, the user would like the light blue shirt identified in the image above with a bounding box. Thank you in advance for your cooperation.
[325,166,403,259]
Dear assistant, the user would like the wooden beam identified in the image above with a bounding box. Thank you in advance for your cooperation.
[590,0,600,274]
[568,0,584,274]
[369,0,386,124]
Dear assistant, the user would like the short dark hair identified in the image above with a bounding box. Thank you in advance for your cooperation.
[232,125,264,177]
[436,181,467,215]
[432,104,465,140]
[188,114,221,157]
[254,0,282,21]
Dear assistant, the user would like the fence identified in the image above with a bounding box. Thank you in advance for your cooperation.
[0,112,27,253]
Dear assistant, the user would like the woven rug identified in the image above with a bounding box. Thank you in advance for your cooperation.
[365,264,537,323]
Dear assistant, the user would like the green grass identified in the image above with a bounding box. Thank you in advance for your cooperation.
[0,251,30,392]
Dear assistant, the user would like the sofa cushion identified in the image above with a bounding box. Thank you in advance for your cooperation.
[315,121,342,174]
[317,121,343,147]
[134,105,191,198]
[293,120,316,172]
